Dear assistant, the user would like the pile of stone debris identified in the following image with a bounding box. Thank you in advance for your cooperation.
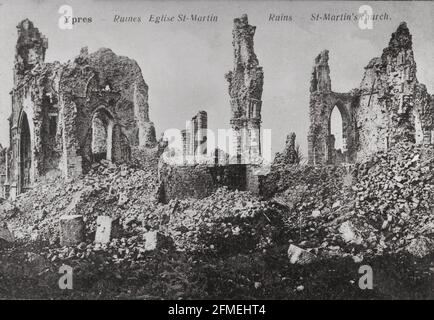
[273,142,434,263]
[0,151,160,247]
[162,187,286,253]
[0,145,288,260]
[2,142,434,267]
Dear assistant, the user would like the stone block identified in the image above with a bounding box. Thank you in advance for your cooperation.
[95,216,119,244]
[0,222,14,243]
[59,215,84,246]
[339,221,363,245]
[144,230,158,251]
[287,244,317,265]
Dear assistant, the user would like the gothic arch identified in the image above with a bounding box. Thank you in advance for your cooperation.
[91,106,114,163]
[17,110,33,193]
[326,101,351,163]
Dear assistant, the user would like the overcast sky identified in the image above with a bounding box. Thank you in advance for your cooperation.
[0,0,433,156]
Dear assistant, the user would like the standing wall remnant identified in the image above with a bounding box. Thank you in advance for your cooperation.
[5,19,157,199]
[307,22,433,165]
[226,14,264,164]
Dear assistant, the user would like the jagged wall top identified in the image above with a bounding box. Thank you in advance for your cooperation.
[226,14,264,105]
[310,50,331,93]
[14,19,48,79]
[382,22,412,58]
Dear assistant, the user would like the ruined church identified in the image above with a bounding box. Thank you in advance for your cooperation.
[3,19,156,199]
[308,22,434,165]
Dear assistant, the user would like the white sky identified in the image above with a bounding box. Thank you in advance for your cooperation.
[0,0,433,157]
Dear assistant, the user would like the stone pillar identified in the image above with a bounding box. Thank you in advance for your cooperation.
[226,14,264,163]
[181,129,187,164]
[196,111,207,156]
[61,96,82,179]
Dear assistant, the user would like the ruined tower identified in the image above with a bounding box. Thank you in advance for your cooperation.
[307,22,433,166]
[225,14,264,164]
[14,19,48,82]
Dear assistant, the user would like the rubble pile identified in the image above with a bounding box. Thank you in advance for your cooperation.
[163,187,286,253]
[0,150,160,245]
[264,163,350,207]
[274,142,434,259]
[1,139,434,266]
[348,142,434,254]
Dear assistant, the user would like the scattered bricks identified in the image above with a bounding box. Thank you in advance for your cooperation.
[287,244,317,265]
[95,216,119,244]
[59,215,84,246]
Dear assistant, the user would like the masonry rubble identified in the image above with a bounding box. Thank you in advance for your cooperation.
[272,132,301,167]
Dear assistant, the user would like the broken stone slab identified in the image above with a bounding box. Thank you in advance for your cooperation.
[0,222,14,243]
[287,244,317,265]
[95,216,119,244]
[339,221,363,245]
[59,215,84,246]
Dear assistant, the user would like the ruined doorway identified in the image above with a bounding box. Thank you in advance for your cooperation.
[20,112,31,191]
[91,107,113,163]
[328,105,347,164]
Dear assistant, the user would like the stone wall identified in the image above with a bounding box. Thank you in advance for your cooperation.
[181,110,208,164]
[158,162,249,202]
[6,19,157,196]
[308,22,433,166]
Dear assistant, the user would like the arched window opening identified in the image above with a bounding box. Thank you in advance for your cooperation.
[328,105,346,164]
[91,108,113,163]
[330,106,343,150]
[20,112,31,191]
